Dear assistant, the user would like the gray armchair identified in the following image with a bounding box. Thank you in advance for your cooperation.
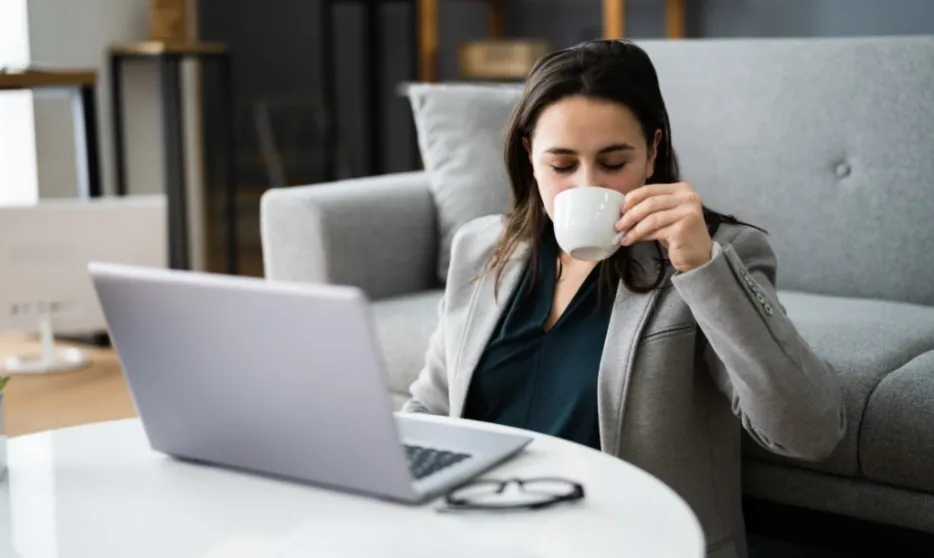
[260,171,439,299]
[260,171,446,408]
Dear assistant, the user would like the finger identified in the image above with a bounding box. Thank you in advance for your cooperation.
[616,194,681,232]
[622,183,680,213]
[623,181,696,209]
[625,221,681,249]
[620,206,693,246]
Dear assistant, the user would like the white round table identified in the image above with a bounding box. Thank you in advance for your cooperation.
[0,416,704,558]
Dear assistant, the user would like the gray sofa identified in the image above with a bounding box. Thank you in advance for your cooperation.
[260,36,934,535]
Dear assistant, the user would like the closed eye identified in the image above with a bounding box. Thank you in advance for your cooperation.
[551,162,627,174]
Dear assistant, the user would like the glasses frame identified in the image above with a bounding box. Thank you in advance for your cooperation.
[442,477,585,511]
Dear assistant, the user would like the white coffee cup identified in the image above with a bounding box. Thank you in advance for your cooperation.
[552,186,625,261]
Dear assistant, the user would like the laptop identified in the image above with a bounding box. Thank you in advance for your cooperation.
[87,262,533,504]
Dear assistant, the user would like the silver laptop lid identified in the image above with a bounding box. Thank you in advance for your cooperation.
[88,262,418,501]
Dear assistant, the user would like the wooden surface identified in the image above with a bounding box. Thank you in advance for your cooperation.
[0,335,136,438]
[666,0,686,38]
[418,0,439,82]
[0,69,97,90]
[109,41,228,56]
[603,0,625,39]
[604,0,686,39]
[488,0,504,39]
[417,0,686,82]
[149,0,192,43]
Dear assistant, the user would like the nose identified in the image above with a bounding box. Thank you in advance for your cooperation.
[576,164,601,188]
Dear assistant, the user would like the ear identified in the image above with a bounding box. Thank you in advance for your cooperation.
[646,129,662,179]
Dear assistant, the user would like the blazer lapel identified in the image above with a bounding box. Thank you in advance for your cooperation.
[449,244,529,418]
[446,239,668,438]
[596,243,667,455]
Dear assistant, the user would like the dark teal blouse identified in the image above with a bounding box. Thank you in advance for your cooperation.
[461,224,615,450]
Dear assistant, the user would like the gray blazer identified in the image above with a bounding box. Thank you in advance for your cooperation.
[402,215,847,558]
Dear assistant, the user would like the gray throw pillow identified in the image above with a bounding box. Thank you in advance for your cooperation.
[406,83,523,283]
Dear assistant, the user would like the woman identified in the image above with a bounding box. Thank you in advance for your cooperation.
[402,39,846,558]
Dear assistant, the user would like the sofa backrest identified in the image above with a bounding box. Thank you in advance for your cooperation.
[636,36,934,306]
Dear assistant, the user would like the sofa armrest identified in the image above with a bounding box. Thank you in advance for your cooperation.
[260,171,439,300]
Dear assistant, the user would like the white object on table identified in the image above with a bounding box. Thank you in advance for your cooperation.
[0,416,705,558]
[0,196,167,374]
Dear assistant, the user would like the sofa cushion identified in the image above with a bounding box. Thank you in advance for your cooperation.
[636,37,934,307]
[406,83,521,283]
[860,351,934,494]
[371,289,444,399]
[376,288,934,482]
[742,291,934,479]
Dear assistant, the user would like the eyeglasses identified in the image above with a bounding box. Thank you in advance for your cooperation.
[440,477,585,512]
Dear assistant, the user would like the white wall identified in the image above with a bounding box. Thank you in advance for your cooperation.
[24,0,207,270]
[0,0,38,206]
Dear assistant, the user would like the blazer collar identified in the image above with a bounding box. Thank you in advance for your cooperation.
[448,239,665,448]
[449,242,529,418]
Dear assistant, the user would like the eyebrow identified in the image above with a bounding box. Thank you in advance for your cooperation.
[544,143,634,155]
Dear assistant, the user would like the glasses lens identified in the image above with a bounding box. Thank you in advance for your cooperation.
[522,479,578,498]
[450,481,503,503]
[449,479,578,508]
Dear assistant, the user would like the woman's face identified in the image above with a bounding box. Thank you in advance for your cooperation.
[526,95,661,220]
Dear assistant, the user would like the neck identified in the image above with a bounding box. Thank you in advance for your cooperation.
[558,251,599,274]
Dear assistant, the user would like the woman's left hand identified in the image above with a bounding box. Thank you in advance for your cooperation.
[615,182,714,273]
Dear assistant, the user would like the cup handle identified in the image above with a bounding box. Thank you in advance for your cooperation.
[613,231,625,245]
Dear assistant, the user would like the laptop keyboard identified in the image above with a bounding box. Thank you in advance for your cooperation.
[404,444,471,480]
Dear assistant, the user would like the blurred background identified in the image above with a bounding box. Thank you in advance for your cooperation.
[1,0,933,278]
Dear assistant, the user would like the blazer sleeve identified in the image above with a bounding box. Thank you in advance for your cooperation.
[670,227,847,462]
[400,295,451,415]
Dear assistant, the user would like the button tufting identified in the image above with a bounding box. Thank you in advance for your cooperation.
[835,161,852,178]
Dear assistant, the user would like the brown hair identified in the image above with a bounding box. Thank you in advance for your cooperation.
[481,39,749,299]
